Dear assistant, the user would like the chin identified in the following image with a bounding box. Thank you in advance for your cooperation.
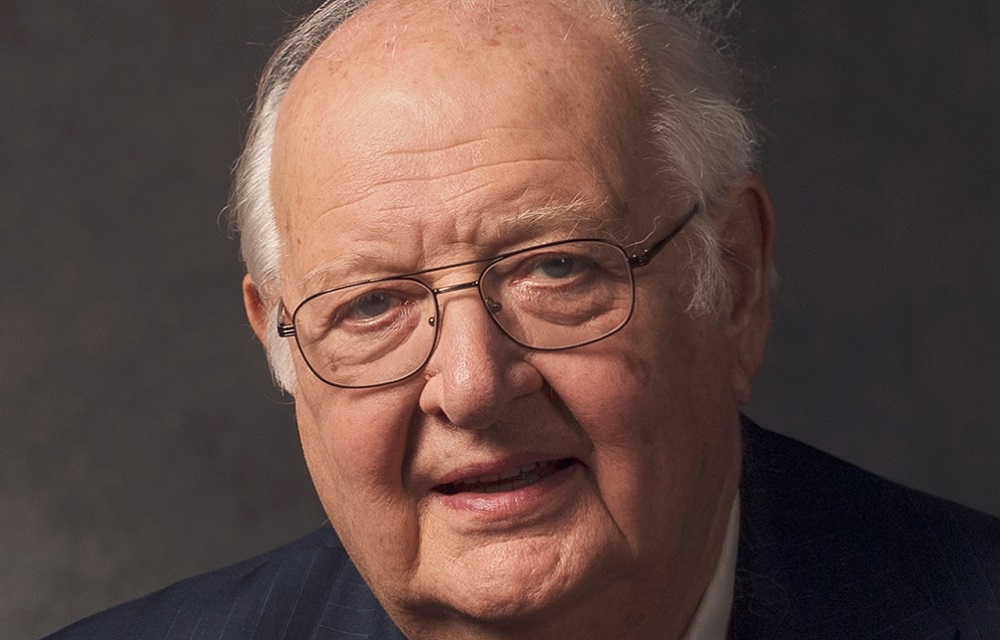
[396,537,631,635]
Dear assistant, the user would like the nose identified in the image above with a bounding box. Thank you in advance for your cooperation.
[418,292,543,429]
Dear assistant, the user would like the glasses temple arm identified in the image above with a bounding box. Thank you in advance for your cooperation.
[627,203,701,268]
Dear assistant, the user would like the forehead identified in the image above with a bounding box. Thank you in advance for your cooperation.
[271,0,658,289]
[304,0,631,77]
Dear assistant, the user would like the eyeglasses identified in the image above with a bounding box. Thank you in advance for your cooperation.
[277,205,699,388]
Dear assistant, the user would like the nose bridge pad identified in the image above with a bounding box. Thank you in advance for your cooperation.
[477,269,505,325]
[484,297,503,314]
[481,295,506,342]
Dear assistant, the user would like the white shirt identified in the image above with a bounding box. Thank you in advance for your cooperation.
[679,495,740,640]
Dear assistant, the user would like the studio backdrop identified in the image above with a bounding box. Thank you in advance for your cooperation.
[1,1,995,638]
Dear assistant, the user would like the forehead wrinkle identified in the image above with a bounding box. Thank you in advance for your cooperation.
[296,161,583,232]
[381,135,484,158]
[366,156,579,188]
[294,151,597,236]
[295,129,585,220]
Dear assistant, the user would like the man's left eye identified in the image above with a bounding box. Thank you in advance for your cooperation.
[349,291,399,319]
[533,256,578,279]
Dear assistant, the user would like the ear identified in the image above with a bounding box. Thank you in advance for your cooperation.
[242,274,271,344]
[719,176,775,404]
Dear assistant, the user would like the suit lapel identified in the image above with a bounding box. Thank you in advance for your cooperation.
[731,417,959,639]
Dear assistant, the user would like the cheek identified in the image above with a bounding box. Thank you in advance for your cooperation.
[530,316,738,519]
[293,379,429,584]
[532,323,699,439]
[293,376,422,511]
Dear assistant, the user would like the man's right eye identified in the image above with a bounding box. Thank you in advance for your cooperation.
[333,290,410,326]
[308,282,429,340]
[350,292,396,319]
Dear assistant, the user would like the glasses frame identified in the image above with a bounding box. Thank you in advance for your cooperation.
[277,203,700,388]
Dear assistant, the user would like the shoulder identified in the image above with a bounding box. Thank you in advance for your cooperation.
[42,523,404,640]
[735,417,999,640]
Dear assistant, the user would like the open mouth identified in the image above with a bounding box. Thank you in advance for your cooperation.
[435,458,577,495]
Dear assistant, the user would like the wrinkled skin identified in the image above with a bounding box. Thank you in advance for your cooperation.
[243,1,773,638]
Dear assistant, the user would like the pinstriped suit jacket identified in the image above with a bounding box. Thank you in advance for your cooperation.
[44,419,999,639]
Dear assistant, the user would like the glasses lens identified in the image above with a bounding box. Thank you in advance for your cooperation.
[294,279,436,387]
[481,240,634,349]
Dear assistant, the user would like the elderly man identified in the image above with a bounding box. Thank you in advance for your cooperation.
[46,0,998,638]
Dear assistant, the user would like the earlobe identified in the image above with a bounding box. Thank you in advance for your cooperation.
[720,177,775,403]
[242,274,271,344]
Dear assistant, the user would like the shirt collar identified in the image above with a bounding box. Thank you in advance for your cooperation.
[678,493,739,640]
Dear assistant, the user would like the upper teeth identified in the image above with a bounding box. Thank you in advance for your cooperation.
[455,461,542,486]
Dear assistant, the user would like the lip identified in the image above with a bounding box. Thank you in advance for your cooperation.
[430,456,584,521]
[434,454,576,487]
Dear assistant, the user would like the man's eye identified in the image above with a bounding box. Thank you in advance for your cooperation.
[534,256,577,279]
[347,292,398,320]
[323,290,411,331]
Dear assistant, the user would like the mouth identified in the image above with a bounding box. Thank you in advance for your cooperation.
[434,458,578,495]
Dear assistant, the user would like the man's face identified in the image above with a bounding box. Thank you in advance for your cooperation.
[255,1,769,636]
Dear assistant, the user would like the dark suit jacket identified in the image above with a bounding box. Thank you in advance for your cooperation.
[44,419,999,639]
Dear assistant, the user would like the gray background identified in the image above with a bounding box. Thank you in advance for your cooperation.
[2,1,996,638]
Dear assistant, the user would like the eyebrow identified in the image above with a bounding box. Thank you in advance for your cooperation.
[301,198,622,294]
[302,251,398,294]
[493,197,618,239]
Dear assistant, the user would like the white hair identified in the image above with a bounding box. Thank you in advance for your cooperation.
[229,0,759,391]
